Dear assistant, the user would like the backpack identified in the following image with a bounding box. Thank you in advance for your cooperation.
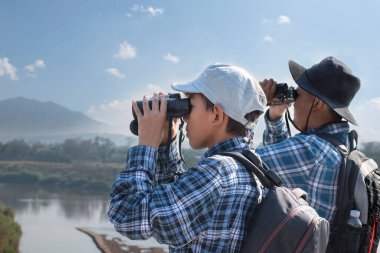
[315,130,380,253]
[221,150,330,253]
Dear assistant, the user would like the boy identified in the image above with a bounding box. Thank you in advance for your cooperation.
[108,63,267,252]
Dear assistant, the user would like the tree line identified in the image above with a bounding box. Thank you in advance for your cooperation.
[0,137,379,165]
[0,137,130,164]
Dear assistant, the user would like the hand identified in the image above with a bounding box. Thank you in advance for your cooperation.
[161,118,181,145]
[159,92,181,145]
[132,93,167,149]
[260,78,289,121]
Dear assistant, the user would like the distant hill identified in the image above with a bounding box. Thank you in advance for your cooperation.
[0,97,110,137]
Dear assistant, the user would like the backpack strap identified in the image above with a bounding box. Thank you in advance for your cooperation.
[220,150,283,188]
[348,130,358,151]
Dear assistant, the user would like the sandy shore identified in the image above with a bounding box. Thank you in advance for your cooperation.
[76,227,168,253]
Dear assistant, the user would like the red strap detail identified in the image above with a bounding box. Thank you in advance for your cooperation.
[295,217,319,253]
[259,205,305,253]
[368,211,377,253]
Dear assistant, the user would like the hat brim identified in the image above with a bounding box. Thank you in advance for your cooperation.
[288,60,358,125]
[171,82,200,93]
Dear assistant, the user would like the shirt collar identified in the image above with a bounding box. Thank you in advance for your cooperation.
[200,136,253,161]
[303,121,350,135]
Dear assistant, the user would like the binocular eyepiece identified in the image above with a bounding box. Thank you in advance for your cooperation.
[130,93,191,136]
[272,83,298,105]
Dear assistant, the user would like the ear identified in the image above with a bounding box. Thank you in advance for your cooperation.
[211,104,226,126]
[312,97,324,110]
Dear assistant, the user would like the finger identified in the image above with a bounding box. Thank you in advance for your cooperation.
[159,94,167,115]
[142,95,151,114]
[132,100,143,118]
[152,93,159,112]
[259,79,268,87]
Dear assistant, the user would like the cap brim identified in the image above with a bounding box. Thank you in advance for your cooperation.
[171,82,200,93]
[288,60,358,126]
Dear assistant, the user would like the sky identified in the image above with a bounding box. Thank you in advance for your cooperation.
[1,0,380,142]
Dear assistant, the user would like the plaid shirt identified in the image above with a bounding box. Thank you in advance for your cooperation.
[108,136,266,253]
[256,112,349,222]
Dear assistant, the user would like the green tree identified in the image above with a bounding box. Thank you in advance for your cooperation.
[0,202,21,253]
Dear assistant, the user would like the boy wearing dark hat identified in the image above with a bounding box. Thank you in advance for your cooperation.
[108,64,267,252]
[256,56,361,223]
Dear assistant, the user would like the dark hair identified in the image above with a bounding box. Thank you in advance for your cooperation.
[199,94,262,136]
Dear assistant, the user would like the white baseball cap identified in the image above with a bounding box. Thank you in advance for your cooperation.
[171,63,267,126]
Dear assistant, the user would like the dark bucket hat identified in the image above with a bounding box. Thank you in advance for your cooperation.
[288,56,361,125]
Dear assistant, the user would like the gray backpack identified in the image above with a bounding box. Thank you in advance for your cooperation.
[222,150,330,253]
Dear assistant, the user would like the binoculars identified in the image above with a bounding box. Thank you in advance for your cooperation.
[272,83,298,105]
[130,93,191,135]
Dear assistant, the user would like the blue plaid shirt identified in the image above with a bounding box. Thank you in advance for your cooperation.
[256,112,349,223]
[108,136,267,253]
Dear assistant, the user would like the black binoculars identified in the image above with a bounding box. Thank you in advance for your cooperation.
[272,83,298,105]
[130,93,191,135]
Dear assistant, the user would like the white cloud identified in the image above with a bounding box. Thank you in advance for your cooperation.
[163,53,180,63]
[262,35,274,42]
[367,97,380,109]
[0,57,18,80]
[105,68,126,79]
[86,84,166,134]
[130,4,164,17]
[25,59,46,77]
[277,15,291,24]
[261,15,291,24]
[114,41,136,60]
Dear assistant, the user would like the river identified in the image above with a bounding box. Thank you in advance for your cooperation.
[0,183,168,253]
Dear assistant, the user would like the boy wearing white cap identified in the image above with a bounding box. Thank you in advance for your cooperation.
[108,64,267,252]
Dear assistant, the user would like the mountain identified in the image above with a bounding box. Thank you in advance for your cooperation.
[0,97,110,137]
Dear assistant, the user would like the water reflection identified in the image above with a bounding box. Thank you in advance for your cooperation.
[0,183,168,253]
[0,184,109,221]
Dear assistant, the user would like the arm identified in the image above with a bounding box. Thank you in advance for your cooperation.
[155,137,184,184]
[259,79,291,145]
[108,150,221,247]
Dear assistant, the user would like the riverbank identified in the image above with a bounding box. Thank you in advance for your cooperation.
[77,227,167,253]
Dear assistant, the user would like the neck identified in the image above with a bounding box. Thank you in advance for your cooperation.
[207,132,241,149]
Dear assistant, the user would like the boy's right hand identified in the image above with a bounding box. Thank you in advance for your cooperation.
[132,93,167,149]
[260,78,290,121]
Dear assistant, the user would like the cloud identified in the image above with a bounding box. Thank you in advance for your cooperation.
[87,84,166,128]
[262,35,274,43]
[367,97,380,109]
[277,15,291,24]
[0,57,18,80]
[25,59,46,77]
[105,68,126,79]
[114,41,136,60]
[128,4,165,17]
[163,53,180,63]
[261,15,291,24]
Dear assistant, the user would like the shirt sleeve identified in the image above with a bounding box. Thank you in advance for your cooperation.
[107,144,222,248]
[155,138,185,184]
[262,110,289,145]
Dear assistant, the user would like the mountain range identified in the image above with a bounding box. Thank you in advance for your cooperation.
[0,97,110,138]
